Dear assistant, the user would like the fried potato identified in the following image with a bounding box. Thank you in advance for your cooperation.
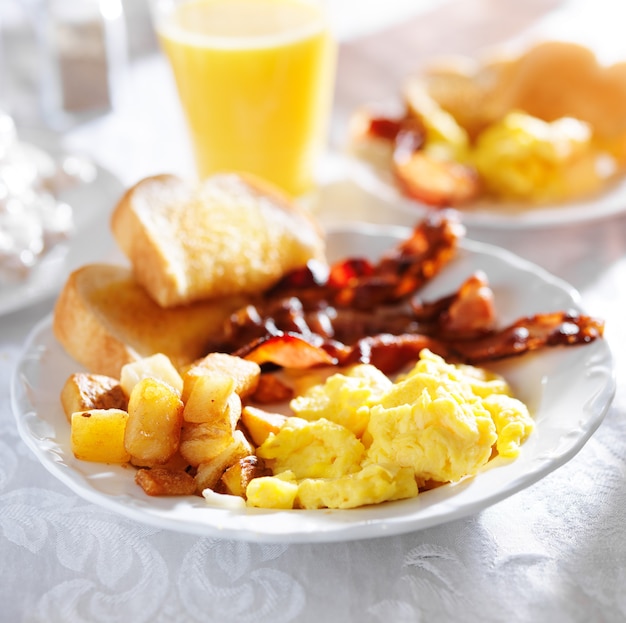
[219,455,272,498]
[182,372,235,424]
[61,373,127,422]
[240,405,288,446]
[179,393,242,465]
[120,353,183,398]
[124,377,184,465]
[182,353,260,403]
[135,467,196,496]
[194,430,253,493]
[180,424,234,467]
[71,409,130,464]
[130,450,190,470]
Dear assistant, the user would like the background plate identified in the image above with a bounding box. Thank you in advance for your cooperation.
[0,139,122,316]
[346,156,626,229]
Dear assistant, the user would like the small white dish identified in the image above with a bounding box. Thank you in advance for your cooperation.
[11,224,615,543]
[0,143,123,316]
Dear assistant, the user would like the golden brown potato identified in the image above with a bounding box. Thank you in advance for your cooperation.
[219,455,272,498]
[135,467,196,496]
[131,450,190,470]
[182,372,235,424]
[194,431,253,493]
[120,353,184,398]
[71,409,130,464]
[61,373,127,422]
[179,424,234,467]
[124,377,184,465]
[179,393,242,465]
[182,353,260,403]
[240,406,288,446]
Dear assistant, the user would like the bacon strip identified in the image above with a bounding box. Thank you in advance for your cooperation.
[210,212,604,375]
[236,311,604,375]
[265,209,465,310]
[449,310,604,363]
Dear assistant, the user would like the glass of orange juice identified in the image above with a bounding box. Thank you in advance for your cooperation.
[150,0,337,198]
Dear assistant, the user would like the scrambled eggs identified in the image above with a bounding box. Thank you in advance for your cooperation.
[472,111,608,202]
[246,350,534,510]
[407,85,612,203]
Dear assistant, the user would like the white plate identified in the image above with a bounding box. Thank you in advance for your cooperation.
[0,146,123,316]
[346,148,626,230]
[11,225,615,543]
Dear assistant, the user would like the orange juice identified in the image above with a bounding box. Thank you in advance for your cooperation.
[155,0,337,196]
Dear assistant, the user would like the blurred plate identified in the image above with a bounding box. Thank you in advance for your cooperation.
[11,223,615,543]
[0,142,122,316]
[346,153,626,229]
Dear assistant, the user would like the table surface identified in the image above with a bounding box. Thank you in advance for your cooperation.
[2,0,626,621]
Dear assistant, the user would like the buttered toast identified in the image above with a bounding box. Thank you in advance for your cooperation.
[111,173,326,308]
[53,263,245,378]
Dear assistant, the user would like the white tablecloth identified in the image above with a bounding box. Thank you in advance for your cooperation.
[2,1,626,621]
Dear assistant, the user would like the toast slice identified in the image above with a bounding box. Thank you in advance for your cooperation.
[53,263,244,378]
[111,173,326,308]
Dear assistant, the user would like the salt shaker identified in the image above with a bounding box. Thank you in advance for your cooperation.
[33,0,128,129]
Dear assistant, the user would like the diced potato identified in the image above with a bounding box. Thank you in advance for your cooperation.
[179,424,234,466]
[120,353,183,398]
[220,455,272,498]
[61,373,128,422]
[131,451,190,471]
[194,430,253,493]
[182,372,235,424]
[71,409,130,464]
[182,353,260,403]
[124,377,184,465]
[179,393,242,465]
[240,406,288,446]
[135,467,196,496]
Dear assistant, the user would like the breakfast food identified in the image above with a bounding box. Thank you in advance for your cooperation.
[421,40,626,142]
[61,346,533,509]
[471,112,605,202]
[53,170,326,378]
[111,172,326,307]
[52,164,606,513]
[349,40,626,206]
[56,203,605,511]
[61,372,127,422]
[220,213,603,373]
[247,350,533,509]
[52,263,245,378]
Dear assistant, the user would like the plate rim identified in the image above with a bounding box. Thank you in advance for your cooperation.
[10,229,617,543]
[343,148,626,230]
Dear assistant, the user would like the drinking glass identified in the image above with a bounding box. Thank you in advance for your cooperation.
[150,0,337,198]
